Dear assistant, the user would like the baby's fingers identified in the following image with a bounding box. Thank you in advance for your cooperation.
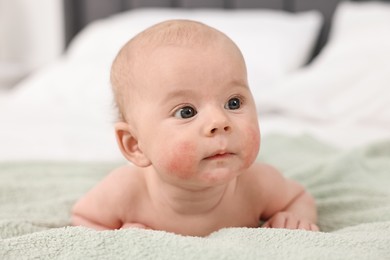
[262,216,285,229]
[297,221,320,231]
[285,216,300,229]
[309,223,320,231]
[262,212,320,231]
[121,223,150,229]
[297,220,310,230]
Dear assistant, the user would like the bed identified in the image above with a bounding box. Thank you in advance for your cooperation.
[1,0,390,258]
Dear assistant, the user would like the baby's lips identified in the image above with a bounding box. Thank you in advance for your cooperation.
[204,150,234,160]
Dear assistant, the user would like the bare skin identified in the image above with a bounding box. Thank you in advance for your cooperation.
[72,20,319,236]
[72,163,318,236]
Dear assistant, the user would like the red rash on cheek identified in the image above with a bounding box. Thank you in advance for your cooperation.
[164,141,197,179]
[243,127,260,167]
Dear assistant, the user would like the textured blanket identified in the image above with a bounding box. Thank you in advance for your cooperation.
[1,134,390,259]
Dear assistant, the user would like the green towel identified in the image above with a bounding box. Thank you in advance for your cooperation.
[1,134,389,259]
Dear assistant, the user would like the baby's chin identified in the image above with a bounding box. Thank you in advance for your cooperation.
[157,160,249,188]
[195,167,243,186]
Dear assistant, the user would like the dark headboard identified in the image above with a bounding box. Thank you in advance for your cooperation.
[63,0,389,58]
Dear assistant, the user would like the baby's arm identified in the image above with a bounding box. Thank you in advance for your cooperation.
[71,181,122,230]
[71,166,136,230]
[257,164,319,231]
[72,213,115,230]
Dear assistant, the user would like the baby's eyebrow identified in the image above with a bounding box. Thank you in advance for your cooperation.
[162,89,196,104]
[161,80,249,104]
[229,79,249,90]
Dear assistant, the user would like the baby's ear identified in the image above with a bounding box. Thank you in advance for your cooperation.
[115,122,151,167]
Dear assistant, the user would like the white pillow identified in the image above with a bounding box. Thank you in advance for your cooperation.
[259,1,390,125]
[329,1,390,44]
[314,1,390,66]
[253,1,390,149]
[66,8,323,98]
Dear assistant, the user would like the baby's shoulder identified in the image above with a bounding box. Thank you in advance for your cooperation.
[236,162,286,200]
[246,161,281,176]
[97,164,146,196]
[106,164,145,185]
[240,162,283,186]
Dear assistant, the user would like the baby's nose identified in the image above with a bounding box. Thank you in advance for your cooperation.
[204,112,232,137]
[210,125,231,135]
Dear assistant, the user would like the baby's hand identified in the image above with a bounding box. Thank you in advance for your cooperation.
[262,212,319,231]
[121,223,150,230]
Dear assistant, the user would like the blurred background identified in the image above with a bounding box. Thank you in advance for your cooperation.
[0,0,65,89]
[0,0,389,161]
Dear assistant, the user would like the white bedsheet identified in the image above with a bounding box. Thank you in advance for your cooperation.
[0,59,123,161]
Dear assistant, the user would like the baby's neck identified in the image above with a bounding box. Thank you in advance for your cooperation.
[146,168,237,215]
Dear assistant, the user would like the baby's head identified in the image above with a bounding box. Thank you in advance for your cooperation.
[111,19,246,123]
[111,20,260,187]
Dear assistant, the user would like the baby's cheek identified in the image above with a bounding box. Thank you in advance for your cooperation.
[162,141,197,179]
[243,127,260,167]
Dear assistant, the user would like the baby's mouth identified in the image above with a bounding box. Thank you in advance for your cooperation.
[204,151,234,160]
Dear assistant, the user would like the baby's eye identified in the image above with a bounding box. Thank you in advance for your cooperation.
[225,97,241,110]
[174,106,197,119]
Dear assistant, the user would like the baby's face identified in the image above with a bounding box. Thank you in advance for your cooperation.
[130,41,260,188]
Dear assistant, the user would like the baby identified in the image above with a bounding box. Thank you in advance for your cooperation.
[71,19,319,236]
